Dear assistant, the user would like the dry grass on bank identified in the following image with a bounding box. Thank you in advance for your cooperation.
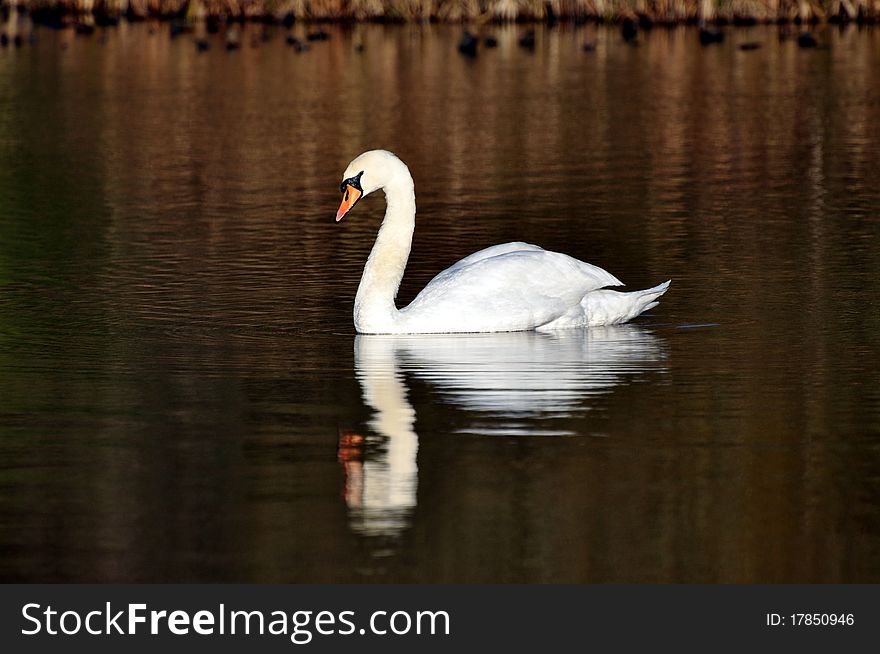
[9,0,880,23]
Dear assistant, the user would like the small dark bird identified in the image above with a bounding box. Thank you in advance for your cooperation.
[621,18,637,43]
[739,42,761,51]
[196,37,209,51]
[94,13,119,27]
[699,26,724,45]
[286,36,308,53]
[483,36,498,48]
[13,34,22,47]
[169,20,192,38]
[458,31,478,57]
[0,33,7,47]
[582,40,596,52]
[307,30,329,42]
[518,29,535,49]
[282,13,295,29]
[206,16,221,34]
[75,22,95,36]
[29,7,62,29]
[797,32,818,48]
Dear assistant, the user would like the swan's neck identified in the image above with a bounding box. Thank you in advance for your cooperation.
[354,177,415,333]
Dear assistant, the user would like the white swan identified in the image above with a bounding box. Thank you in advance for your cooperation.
[336,150,670,335]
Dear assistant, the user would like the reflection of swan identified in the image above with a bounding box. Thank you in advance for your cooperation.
[389,327,666,427]
[339,337,418,537]
[339,326,666,535]
[335,150,670,334]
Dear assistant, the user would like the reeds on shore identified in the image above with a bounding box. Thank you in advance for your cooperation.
[7,0,880,23]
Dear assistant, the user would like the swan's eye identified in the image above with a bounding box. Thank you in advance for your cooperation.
[340,171,365,195]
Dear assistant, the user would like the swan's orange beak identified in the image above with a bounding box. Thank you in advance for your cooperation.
[336,184,362,223]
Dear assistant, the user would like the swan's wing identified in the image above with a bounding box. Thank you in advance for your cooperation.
[439,241,546,276]
[401,249,624,332]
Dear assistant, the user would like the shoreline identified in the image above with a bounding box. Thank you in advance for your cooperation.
[6,1,880,27]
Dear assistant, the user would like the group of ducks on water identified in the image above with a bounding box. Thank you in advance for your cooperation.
[458,18,823,58]
[1,8,339,52]
[169,14,332,52]
[190,24,331,53]
[2,7,827,55]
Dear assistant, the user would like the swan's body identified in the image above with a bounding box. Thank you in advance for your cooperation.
[336,150,670,335]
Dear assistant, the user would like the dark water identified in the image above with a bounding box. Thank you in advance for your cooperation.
[1,22,879,582]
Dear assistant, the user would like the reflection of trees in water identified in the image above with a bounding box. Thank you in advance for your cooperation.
[47,22,879,342]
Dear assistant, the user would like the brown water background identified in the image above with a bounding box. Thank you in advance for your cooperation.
[0,23,879,582]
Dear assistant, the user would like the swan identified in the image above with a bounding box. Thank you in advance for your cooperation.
[336,150,670,335]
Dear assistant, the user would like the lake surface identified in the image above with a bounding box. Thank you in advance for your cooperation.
[0,21,879,582]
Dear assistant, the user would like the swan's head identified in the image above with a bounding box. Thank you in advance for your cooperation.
[336,150,409,222]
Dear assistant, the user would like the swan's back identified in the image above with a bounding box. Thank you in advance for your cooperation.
[438,242,544,274]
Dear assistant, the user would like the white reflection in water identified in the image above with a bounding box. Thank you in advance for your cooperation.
[340,326,667,536]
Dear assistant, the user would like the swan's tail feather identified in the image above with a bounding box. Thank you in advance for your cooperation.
[582,280,671,327]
